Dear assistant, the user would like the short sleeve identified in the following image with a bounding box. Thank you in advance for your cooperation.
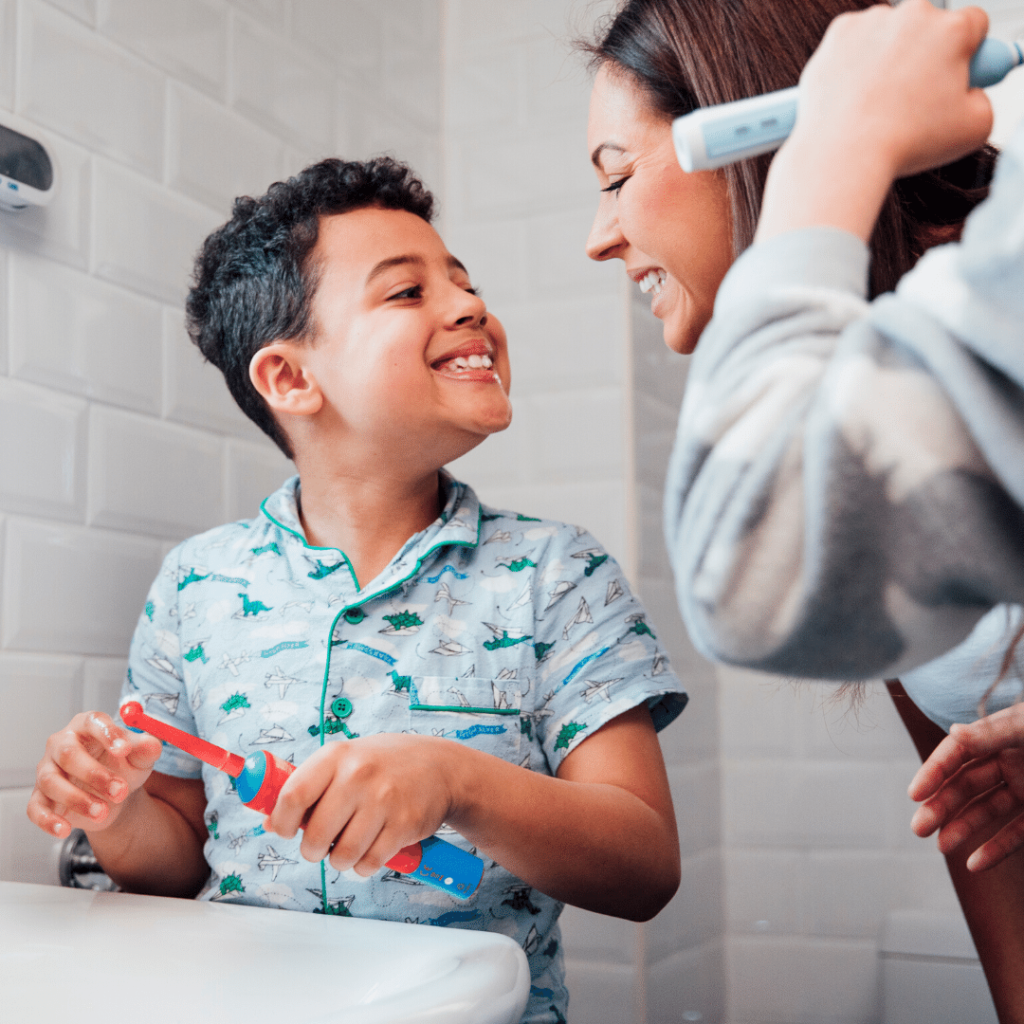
[118,545,203,779]
[531,527,688,771]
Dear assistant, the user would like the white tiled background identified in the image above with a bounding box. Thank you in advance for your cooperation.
[1,2,1022,1023]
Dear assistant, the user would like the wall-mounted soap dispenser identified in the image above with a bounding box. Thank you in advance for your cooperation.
[0,112,58,212]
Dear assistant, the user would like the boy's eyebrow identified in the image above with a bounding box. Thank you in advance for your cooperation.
[365,253,469,286]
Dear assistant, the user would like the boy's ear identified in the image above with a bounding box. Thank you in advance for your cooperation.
[249,342,323,418]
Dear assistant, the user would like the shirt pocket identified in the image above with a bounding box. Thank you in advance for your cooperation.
[407,676,523,765]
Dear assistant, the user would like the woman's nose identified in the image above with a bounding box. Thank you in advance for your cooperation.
[586,197,625,262]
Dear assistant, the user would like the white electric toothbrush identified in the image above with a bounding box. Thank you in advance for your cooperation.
[673,36,1024,172]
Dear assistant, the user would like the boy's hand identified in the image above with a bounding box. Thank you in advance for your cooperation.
[909,703,1024,871]
[265,733,457,876]
[28,712,163,839]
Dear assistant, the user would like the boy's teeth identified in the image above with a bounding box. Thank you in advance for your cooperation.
[638,269,665,295]
[440,353,494,372]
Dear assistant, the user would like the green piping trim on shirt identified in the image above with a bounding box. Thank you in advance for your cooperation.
[260,483,483,595]
[260,497,361,590]
[310,502,482,916]
[409,705,520,715]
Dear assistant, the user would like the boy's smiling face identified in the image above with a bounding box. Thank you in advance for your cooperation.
[300,205,512,469]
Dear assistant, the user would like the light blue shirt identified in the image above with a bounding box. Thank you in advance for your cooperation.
[120,472,687,1024]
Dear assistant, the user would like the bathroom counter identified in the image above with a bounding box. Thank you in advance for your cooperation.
[0,880,529,1024]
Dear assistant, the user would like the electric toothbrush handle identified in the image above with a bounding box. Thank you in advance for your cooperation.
[673,37,1024,172]
[236,750,485,900]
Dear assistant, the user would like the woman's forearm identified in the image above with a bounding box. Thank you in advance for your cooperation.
[887,681,1024,1024]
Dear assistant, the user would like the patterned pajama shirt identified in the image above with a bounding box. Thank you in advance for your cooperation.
[121,471,687,1024]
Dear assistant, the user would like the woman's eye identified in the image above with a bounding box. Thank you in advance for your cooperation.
[601,178,627,194]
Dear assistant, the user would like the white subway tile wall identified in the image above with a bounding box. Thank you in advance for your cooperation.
[10,252,164,411]
[97,0,230,100]
[2,3,1023,1024]
[0,250,7,375]
[0,653,83,786]
[0,1,15,115]
[0,377,86,520]
[92,160,224,304]
[19,2,166,178]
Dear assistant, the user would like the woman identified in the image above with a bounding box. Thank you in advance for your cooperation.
[582,0,1024,1018]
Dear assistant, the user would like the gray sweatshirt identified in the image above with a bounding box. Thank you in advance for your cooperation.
[667,118,1024,721]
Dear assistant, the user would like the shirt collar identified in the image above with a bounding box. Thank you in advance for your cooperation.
[259,471,481,559]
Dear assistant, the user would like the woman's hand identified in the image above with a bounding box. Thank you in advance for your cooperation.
[909,703,1024,871]
[797,0,992,181]
[757,0,993,245]
[264,732,459,876]
[28,711,163,839]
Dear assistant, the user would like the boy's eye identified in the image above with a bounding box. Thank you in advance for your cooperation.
[601,178,627,194]
[389,285,422,300]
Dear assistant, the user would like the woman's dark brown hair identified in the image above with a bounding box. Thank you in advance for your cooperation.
[582,0,997,298]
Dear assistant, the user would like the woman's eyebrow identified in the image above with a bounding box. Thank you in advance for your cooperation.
[591,142,626,169]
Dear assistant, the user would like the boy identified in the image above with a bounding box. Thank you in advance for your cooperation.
[29,157,686,1024]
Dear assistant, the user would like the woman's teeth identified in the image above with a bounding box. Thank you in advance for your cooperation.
[638,269,665,295]
[444,353,493,372]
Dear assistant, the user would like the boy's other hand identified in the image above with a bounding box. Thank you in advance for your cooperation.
[264,733,457,876]
[909,703,1024,871]
[28,711,163,839]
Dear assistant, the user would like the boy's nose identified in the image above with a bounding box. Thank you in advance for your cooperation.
[450,286,488,327]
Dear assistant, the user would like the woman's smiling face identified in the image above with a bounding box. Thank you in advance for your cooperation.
[586,64,735,354]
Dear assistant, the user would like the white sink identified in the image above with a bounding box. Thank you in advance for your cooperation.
[1,881,529,1024]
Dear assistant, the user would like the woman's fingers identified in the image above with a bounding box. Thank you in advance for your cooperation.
[948,704,1024,759]
[932,781,1020,854]
[910,706,1024,805]
[965,812,1024,872]
[911,754,1005,835]
[908,732,975,802]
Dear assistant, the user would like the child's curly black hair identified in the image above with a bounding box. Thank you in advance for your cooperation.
[186,157,435,457]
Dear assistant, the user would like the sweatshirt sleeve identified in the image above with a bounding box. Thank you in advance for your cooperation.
[666,120,1024,681]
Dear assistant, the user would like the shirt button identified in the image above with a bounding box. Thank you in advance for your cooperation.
[344,607,365,624]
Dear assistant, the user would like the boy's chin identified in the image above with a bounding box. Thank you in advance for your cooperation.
[444,412,513,460]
